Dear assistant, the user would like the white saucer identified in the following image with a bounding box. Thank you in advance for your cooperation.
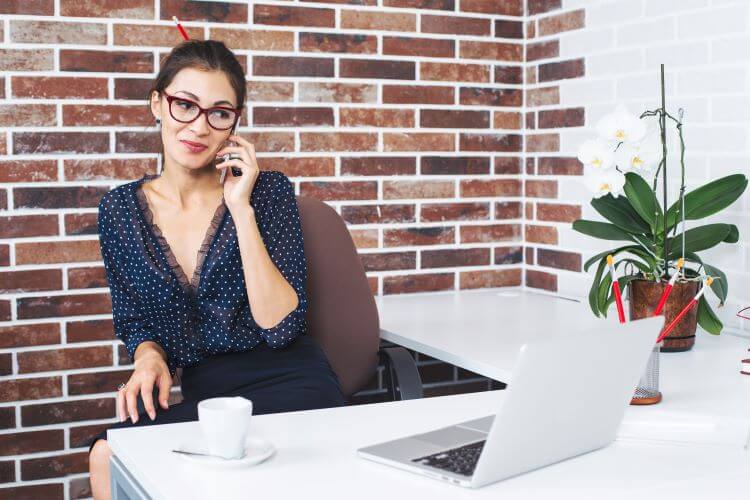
[174,436,275,468]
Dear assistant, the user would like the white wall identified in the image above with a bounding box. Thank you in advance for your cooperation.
[553,0,749,334]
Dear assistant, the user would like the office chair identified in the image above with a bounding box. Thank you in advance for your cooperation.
[296,195,423,402]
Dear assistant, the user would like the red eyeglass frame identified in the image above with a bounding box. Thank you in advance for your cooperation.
[161,90,242,131]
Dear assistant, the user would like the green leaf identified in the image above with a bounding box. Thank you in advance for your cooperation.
[588,258,608,317]
[666,174,748,231]
[697,295,722,335]
[583,245,642,272]
[598,272,612,318]
[667,224,734,258]
[616,258,651,274]
[627,247,658,271]
[630,233,657,255]
[572,220,634,242]
[724,224,739,243]
[702,262,728,306]
[590,193,651,234]
[623,172,662,226]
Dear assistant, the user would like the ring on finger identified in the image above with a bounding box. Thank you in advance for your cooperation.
[220,153,243,163]
[117,382,127,391]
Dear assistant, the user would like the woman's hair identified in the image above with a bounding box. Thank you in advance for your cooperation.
[147,40,246,172]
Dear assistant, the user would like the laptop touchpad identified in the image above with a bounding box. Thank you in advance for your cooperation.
[414,426,487,448]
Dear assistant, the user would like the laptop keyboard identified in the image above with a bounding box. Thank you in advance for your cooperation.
[411,440,486,477]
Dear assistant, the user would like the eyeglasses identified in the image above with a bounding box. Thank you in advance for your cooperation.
[162,90,241,131]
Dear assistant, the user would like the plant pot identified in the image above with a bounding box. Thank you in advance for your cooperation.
[628,278,700,352]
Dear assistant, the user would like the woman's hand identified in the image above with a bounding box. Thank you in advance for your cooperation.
[215,134,260,213]
[119,348,172,423]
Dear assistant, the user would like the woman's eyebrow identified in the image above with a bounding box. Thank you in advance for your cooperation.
[176,90,234,107]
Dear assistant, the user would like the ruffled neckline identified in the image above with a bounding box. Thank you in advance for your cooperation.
[134,174,227,297]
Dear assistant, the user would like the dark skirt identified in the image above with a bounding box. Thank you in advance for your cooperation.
[87,334,346,455]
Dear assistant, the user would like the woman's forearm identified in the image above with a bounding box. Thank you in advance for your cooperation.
[231,205,298,330]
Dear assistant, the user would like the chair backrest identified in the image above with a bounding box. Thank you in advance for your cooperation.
[295,196,380,398]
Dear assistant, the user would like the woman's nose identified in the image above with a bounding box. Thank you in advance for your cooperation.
[189,111,212,135]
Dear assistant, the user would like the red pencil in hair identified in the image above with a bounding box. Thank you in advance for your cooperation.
[172,16,190,41]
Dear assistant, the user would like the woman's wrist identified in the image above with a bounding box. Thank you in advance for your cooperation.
[134,341,167,363]
[228,202,255,221]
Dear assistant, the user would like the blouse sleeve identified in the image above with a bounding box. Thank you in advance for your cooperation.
[98,195,176,377]
[253,172,309,349]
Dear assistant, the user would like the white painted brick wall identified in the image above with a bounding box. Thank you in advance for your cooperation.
[558,0,750,335]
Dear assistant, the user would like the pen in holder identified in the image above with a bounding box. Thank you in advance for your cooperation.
[630,341,662,405]
[738,306,750,376]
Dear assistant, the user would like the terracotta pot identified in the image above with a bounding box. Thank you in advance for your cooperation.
[628,279,699,352]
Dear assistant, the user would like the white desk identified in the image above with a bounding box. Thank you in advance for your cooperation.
[377,288,621,381]
[619,331,750,446]
[377,287,750,435]
[109,289,750,498]
[109,330,750,499]
[109,389,750,500]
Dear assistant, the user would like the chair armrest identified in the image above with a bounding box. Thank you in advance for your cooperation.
[378,337,424,400]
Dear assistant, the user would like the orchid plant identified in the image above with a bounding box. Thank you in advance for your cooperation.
[572,101,747,335]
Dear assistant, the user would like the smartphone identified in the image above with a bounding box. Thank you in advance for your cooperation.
[217,139,243,184]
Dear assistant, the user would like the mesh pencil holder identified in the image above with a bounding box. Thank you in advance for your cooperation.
[630,342,662,405]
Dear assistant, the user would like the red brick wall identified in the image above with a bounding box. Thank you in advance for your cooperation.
[0,0,579,497]
[524,0,586,293]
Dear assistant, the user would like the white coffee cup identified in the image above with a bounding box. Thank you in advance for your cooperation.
[197,397,253,459]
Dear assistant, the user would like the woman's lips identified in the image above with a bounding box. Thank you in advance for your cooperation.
[180,140,207,153]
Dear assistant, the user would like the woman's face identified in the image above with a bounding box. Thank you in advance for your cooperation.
[150,67,238,172]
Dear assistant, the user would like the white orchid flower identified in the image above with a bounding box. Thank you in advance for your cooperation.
[583,167,626,198]
[577,138,615,171]
[596,104,647,144]
[615,140,659,173]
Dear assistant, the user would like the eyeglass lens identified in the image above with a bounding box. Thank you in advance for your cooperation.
[170,98,237,130]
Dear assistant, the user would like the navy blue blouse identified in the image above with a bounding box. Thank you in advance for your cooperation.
[97,170,308,377]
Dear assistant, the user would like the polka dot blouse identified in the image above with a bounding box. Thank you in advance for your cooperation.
[97,170,308,377]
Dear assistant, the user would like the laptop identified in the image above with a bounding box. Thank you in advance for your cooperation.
[357,315,665,488]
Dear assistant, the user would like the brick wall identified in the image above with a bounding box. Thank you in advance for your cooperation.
[6,0,747,496]
[0,0,527,497]
[524,0,586,294]
[526,0,750,335]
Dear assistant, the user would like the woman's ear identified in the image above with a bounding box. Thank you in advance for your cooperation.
[150,90,161,122]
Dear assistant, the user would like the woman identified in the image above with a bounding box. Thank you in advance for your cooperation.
[88,40,346,500]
